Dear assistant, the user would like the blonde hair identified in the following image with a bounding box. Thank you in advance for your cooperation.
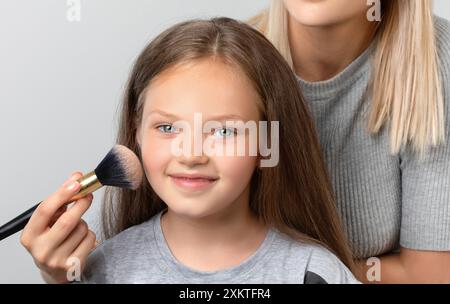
[249,0,445,158]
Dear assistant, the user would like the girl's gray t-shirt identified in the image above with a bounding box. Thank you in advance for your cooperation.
[80,211,360,284]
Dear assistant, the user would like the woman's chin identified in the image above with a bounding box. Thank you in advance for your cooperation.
[285,0,368,28]
[290,13,350,28]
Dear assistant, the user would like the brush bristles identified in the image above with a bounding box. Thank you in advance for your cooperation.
[94,145,143,190]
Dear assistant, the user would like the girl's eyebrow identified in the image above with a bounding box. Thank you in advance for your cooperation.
[147,110,179,120]
[147,109,246,121]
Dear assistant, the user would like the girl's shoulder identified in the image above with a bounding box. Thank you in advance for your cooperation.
[80,214,160,283]
[98,214,159,256]
[302,243,360,284]
[271,229,360,284]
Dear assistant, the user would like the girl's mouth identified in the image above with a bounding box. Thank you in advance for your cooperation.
[168,174,218,191]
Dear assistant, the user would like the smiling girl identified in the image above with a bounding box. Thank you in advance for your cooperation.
[21,17,359,284]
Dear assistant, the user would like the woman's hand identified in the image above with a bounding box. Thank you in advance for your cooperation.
[356,248,450,283]
[20,172,97,284]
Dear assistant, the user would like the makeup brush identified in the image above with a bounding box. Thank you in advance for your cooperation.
[0,144,143,241]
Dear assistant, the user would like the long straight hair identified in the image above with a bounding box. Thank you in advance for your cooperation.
[101,17,356,271]
[249,0,445,158]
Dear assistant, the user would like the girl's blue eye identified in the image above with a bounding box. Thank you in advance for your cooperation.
[157,124,179,134]
[214,127,237,138]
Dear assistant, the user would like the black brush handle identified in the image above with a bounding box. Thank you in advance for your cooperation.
[0,201,42,241]
[0,173,97,242]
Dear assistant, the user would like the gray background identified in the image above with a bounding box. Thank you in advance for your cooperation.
[0,0,448,284]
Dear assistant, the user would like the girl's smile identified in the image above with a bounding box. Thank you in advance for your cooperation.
[169,172,219,192]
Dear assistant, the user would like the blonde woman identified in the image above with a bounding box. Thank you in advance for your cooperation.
[250,0,450,283]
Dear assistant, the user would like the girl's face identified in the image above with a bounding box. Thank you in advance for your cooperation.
[136,58,261,219]
[283,0,370,27]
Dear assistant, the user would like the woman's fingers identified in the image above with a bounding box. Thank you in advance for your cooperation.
[49,206,68,227]
[52,220,90,258]
[70,229,97,270]
[45,193,94,250]
[24,172,83,237]
[19,171,99,284]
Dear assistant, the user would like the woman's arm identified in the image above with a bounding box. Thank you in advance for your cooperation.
[356,247,450,283]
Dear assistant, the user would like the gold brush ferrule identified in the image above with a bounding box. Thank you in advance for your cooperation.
[70,171,103,201]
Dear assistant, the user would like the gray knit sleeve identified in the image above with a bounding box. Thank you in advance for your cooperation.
[399,16,450,251]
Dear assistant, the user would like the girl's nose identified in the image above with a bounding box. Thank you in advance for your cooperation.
[174,127,210,166]
[176,153,209,167]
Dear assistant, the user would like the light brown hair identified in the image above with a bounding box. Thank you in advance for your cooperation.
[101,17,355,271]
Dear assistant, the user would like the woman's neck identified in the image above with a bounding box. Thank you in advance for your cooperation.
[160,188,269,271]
[288,14,378,82]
